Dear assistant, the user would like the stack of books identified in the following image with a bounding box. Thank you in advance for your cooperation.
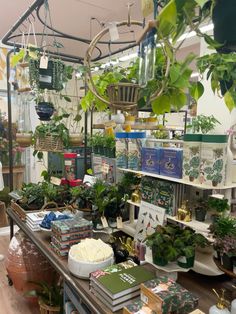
[90,260,156,312]
[50,218,93,257]
[26,211,55,232]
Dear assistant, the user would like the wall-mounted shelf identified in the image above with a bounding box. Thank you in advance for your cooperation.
[92,124,184,131]
[119,168,236,190]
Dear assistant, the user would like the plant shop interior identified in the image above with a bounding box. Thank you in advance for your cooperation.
[2,0,236,313]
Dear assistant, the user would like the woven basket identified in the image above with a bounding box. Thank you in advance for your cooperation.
[39,300,60,314]
[35,134,64,152]
[107,83,140,110]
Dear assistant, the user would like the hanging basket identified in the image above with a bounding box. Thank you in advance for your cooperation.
[107,83,140,110]
[16,133,32,147]
[85,20,143,111]
[34,134,64,152]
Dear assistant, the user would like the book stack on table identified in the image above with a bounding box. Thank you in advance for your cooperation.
[50,218,93,257]
[26,211,61,232]
[89,260,156,312]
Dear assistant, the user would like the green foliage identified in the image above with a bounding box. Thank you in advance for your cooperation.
[209,216,236,238]
[197,52,236,111]
[25,280,62,308]
[207,197,230,214]
[188,114,220,134]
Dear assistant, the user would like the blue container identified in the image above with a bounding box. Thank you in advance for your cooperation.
[127,132,146,170]
[141,147,160,174]
[159,148,183,179]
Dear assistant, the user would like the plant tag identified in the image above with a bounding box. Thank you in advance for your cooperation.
[116,216,123,228]
[101,216,108,228]
[39,55,48,69]
[108,22,119,41]
[50,177,61,186]
[102,163,109,174]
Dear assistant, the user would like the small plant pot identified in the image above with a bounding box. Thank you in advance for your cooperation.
[195,207,207,222]
[97,145,105,156]
[152,245,168,266]
[103,147,109,157]
[221,253,233,271]
[212,180,218,187]
[108,148,116,158]
[69,134,83,147]
[177,255,195,268]
[93,146,99,154]
[35,102,55,121]
[213,250,221,261]
[16,133,32,147]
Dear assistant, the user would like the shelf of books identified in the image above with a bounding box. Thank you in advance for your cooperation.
[119,168,236,190]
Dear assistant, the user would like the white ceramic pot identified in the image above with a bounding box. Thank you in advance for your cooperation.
[68,251,114,279]
[111,113,125,124]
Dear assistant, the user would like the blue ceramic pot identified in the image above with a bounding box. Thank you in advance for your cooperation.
[35,102,55,121]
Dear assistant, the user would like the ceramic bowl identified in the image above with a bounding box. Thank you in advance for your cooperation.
[68,251,114,279]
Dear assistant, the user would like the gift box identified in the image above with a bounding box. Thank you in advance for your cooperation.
[140,276,198,314]
[141,147,160,174]
[159,148,183,179]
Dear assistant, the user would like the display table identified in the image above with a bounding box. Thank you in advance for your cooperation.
[6,207,155,314]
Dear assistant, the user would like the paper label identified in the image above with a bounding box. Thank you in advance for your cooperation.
[108,22,119,41]
[101,216,108,228]
[102,163,110,174]
[140,292,148,304]
[65,160,72,166]
[50,176,61,186]
[39,74,52,83]
[116,216,123,228]
[40,55,48,69]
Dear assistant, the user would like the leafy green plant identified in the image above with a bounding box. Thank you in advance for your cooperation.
[81,61,139,112]
[197,52,236,111]
[18,182,45,209]
[209,216,236,238]
[25,280,63,309]
[187,115,221,134]
[207,197,230,214]
[152,129,169,139]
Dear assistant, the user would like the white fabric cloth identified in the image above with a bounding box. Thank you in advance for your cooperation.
[0,161,4,191]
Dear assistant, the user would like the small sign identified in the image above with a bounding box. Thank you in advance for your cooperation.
[101,216,108,228]
[116,216,123,229]
[83,175,96,186]
[39,55,48,69]
[50,176,61,186]
[102,163,110,174]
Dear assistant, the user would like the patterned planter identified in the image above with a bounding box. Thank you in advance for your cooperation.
[183,134,201,183]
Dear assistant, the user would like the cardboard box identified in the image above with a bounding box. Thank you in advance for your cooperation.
[159,148,183,179]
[123,299,155,314]
[141,147,160,174]
[140,276,198,314]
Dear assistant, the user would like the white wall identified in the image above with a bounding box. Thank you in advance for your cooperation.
[198,38,236,133]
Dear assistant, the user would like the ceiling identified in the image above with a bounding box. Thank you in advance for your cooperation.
[1,0,147,62]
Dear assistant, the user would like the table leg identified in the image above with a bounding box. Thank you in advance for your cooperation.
[9,217,14,239]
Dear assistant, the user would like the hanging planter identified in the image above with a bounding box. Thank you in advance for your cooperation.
[34,134,64,152]
[16,133,32,148]
[35,102,55,121]
[213,0,236,52]
[107,83,140,110]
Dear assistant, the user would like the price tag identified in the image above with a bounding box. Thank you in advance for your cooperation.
[108,22,119,41]
[101,216,108,228]
[116,216,123,229]
[50,176,61,186]
[40,55,48,69]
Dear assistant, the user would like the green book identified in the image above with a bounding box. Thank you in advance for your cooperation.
[91,265,156,299]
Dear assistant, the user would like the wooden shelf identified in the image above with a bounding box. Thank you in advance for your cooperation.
[92,124,184,131]
[118,168,236,190]
[214,258,236,278]
[166,215,211,235]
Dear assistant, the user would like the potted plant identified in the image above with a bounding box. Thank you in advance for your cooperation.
[209,216,236,238]
[33,113,70,154]
[194,198,208,222]
[25,280,62,314]
[207,197,230,222]
[34,90,55,121]
[104,134,116,158]
[145,225,180,266]
[187,115,221,135]
[214,235,236,271]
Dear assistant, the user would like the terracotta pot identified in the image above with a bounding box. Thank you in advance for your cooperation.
[5,230,55,297]
[16,133,32,147]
